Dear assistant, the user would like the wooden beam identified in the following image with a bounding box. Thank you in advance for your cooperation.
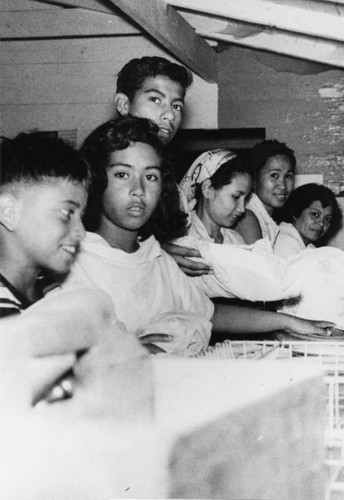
[183,13,344,69]
[107,0,218,82]
[311,0,344,5]
[168,0,344,43]
[1,8,139,38]
[33,0,119,15]
[33,0,218,82]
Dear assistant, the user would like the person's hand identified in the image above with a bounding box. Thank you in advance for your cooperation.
[284,315,335,336]
[161,242,212,277]
[138,333,173,354]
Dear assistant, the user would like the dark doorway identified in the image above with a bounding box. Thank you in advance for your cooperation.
[170,128,266,181]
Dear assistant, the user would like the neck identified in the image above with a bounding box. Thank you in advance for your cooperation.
[257,196,274,216]
[0,241,39,301]
[97,217,139,253]
[196,202,223,243]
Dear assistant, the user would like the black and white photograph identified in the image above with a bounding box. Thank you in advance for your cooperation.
[1,1,344,499]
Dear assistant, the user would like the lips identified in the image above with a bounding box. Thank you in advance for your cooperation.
[127,203,145,215]
[158,127,173,138]
[62,244,79,256]
[274,193,287,201]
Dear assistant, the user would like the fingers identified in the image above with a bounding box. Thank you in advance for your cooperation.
[179,265,213,277]
[161,242,212,276]
[139,333,173,344]
[313,321,336,329]
[141,344,167,354]
[30,354,76,405]
[173,255,212,274]
[162,242,201,258]
[138,334,172,355]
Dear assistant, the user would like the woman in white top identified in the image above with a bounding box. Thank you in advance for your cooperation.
[176,150,303,302]
[234,139,296,245]
[273,183,344,328]
[274,183,342,259]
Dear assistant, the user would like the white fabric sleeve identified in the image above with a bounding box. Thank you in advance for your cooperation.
[174,236,302,301]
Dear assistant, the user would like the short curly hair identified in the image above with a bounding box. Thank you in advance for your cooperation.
[248,139,297,178]
[81,116,187,241]
[279,183,342,245]
[116,56,193,101]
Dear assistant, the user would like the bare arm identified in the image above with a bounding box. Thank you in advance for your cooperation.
[234,210,262,244]
[161,242,212,277]
[212,303,334,336]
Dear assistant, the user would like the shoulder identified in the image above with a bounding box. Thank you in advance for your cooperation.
[234,209,262,244]
[274,223,305,258]
[239,209,260,226]
[222,228,246,245]
[277,222,297,238]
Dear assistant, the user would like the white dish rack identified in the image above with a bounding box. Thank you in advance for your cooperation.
[196,339,344,499]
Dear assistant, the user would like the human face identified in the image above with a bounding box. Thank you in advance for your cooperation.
[15,179,87,275]
[294,200,334,245]
[255,155,295,214]
[202,174,252,235]
[99,142,162,249]
[127,76,185,144]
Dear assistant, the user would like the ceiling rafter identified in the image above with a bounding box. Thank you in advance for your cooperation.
[167,0,344,43]
[181,11,344,69]
[34,0,218,82]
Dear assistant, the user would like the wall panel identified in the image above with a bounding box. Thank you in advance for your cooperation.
[218,46,344,193]
[0,1,218,146]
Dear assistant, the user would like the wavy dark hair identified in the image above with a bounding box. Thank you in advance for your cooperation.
[194,153,252,206]
[278,183,342,245]
[116,56,193,101]
[81,116,187,241]
[1,131,89,189]
[248,139,297,179]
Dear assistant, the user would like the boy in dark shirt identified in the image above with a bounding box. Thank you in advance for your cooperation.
[0,132,89,318]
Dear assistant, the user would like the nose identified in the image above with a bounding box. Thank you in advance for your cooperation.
[317,216,326,228]
[278,177,288,190]
[237,198,245,214]
[162,104,175,124]
[73,217,86,241]
[130,176,144,198]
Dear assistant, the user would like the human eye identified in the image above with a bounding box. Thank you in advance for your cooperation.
[173,103,184,112]
[310,210,320,219]
[146,172,161,182]
[286,172,295,180]
[114,171,129,179]
[60,208,73,220]
[270,171,279,179]
[148,95,160,104]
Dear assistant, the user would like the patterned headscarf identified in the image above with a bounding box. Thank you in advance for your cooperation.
[179,149,236,212]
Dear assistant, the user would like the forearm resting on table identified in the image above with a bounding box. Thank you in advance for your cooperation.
[212,304,297,335]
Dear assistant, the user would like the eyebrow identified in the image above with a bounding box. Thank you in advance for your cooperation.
[62,200,83,208]
[109,162,162,170]
[144,87,185,103]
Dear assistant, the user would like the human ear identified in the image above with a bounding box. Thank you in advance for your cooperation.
[201,179,214,200]
[114,93,130,117]
[0,193,19,231]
